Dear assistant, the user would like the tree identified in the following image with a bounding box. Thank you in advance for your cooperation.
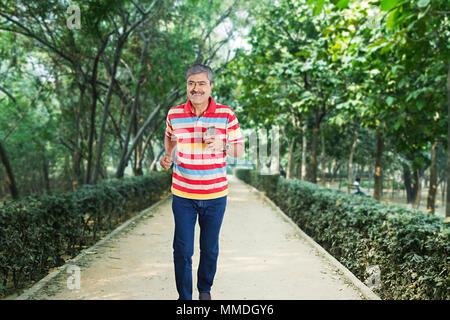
[0,140,18,199]
[0,0,250,199]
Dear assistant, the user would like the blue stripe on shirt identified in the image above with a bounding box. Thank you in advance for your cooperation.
[174,163,226,175]
[171,117,228,124]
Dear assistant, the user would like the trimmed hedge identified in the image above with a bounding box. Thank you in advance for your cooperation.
[235,169,449,300]
[0,171,171,296]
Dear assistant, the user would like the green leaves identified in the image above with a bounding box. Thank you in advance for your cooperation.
[386,96,395,106]
[380,0,401,11]
[386,8,398,30]
[313,0,326,16]
[367,38,389,53]
[417,0,430,8]
[335,0,350,9]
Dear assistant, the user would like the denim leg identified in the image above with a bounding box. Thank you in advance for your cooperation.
[197,196,227,293]
[172,195,198,300]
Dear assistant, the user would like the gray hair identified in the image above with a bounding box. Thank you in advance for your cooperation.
[185,64,214,84]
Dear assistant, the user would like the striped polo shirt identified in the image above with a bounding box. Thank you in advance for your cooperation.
[165,97,244,200]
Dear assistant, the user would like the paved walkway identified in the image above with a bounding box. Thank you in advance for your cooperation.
[24,175,377,300]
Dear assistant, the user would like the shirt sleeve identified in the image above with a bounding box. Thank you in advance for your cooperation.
[165,113,174,139]
[226,109,244,145]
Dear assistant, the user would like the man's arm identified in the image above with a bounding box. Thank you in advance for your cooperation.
[165,134,177,157]
[160,135,177,170]
[226,142,244,158]
[205,137,244,158]
[223,109,244,158]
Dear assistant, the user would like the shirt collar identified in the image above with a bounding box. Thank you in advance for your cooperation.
[184,96,216,114]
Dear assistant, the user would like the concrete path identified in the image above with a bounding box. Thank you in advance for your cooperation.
[23,175,378,300]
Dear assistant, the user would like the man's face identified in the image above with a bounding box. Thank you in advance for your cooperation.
[186,72,213,106]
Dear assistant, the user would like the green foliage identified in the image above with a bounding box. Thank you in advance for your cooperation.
[219,0,449,209]
[380,0,402,11]
[0,171,171,296]
[235,169,449,300]
[0,0,247,198]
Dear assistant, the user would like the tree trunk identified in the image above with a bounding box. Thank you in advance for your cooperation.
[330,161,341,183]
[427,138,438,214]
[300,123,307,180]
[413,169,422,209]
[84,91,97,185]
[85,39,108,185]
[73,84,85,190]
[117,38,149,178]
[139,120,165,171]
[327,162,332,185]
[0,140,19,199]
[286,137,295,179]
[321,133,326,185]
[446,61,450,219]
[92,2,158,183]
[442,179,446,204]
[309,107,320,183]
[150,148,164,171]
[347,124,359,193]
[373,130,384,200]
[133,112,144,176]
[0,175,6,198]
[115,88,182,179]
[41,146,50,194]
[93,40,124,184]
[390,175,395,199]
[146,139,155,170]
[403,164,413,203]
[360,164,365,189]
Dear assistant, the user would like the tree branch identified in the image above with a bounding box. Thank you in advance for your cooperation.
[0,85,17,105]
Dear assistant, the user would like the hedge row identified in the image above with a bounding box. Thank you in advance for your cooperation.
[0,171,171,296]
[235,169,449,300]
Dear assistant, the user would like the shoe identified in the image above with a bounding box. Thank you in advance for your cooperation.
[199,292,211,300]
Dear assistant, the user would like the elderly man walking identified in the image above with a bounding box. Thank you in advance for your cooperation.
[160,64,244,300]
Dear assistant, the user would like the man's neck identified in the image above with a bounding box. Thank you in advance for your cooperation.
[191,98,210,117]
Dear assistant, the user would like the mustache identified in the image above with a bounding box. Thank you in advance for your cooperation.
[190,90,204,95]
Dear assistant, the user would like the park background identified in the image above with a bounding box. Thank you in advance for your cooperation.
[0,0,448,300]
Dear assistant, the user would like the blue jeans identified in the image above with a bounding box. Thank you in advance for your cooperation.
[172,194,227,300]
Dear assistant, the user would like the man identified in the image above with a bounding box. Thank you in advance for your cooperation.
[160,64,244,300]
[353,177,366,196]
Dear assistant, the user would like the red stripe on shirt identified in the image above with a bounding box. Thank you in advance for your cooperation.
[173,172,227,185]
[176,162,226,170]
[172,182,228,194]
[173,127,227,135]
[178,152,226,160]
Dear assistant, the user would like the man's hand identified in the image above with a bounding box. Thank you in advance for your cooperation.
[160,154,173,170]
[205,135,225,153]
